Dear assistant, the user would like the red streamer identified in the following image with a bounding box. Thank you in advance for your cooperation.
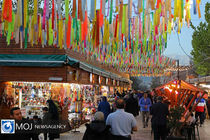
[66,15,72,48]
[96,10,100,47]
[114,15,119,38]
[3,0,12,22]
[52,0,55,29]
[78,0,83,21]
[156,0,161,9]
[72,0,76,18]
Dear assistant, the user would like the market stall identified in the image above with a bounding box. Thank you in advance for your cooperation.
[155,80,207,123]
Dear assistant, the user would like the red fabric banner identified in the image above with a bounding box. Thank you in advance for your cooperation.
[3,0,12,22]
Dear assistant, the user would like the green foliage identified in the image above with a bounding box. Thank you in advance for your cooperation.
[167,106,185,136]
[191,2,210,76]
[130,77,149,91]
[150,77,161,89]
[130,77,143,90]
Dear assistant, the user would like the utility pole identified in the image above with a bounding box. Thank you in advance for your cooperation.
[177,59,180,80]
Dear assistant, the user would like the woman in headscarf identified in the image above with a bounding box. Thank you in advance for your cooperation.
[44,100,60,140]
[82,112,111,140]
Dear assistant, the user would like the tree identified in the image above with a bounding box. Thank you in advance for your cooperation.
[130,77,150,91]
[130,77,143,91]
[150,76,161,89]
[191,2,210,76]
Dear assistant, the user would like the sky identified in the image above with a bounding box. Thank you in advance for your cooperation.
[164,0,209,57]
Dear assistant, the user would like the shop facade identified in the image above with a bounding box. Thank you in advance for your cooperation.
[0,46,131,130]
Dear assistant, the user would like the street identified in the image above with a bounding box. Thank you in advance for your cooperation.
[60,114,210,140]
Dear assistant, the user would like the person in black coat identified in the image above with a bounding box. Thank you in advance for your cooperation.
[125,93,139,117]
[98,96,111,121]
[82,111,111,140]
[0,107,34,140]
[46,100,60,140]
[151,96,169,140]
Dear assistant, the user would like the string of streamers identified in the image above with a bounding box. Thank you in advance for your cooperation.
[0,0,201,76]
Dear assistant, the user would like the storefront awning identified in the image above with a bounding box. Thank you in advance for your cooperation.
[79,62,120,79]
[0,54,78,67]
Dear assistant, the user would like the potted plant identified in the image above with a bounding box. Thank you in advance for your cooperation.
[167,106,186,140]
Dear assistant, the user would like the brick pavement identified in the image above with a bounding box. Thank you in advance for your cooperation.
[59,114,210,140]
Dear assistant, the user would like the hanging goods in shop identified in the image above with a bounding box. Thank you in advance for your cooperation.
[0,0,201,76]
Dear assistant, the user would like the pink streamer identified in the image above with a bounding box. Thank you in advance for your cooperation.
[107,0,110,17]
[42,0,46,29]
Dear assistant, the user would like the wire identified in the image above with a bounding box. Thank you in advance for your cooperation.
[176,32,192,59]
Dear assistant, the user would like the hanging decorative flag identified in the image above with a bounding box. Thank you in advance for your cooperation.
[0,0,201,75]
[2,0,12,22]
[72,0,76,18]
[109,0,113,24]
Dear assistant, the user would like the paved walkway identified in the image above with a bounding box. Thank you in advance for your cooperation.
[59,114,210,140]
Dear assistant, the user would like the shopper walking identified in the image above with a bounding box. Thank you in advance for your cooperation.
[98,96,111,121]
[125,93,139,117]
[42,107,50,140]
[151,96,169,140]
[106,98,137,140]
[46,100,60,140]
[82,111,111,140]
[139,93,152,128]
[195,96,208,126]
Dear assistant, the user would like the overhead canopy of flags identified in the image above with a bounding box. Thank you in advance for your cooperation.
[0,0,201,76]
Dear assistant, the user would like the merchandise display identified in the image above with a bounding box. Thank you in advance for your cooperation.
[81,85,97,121]
[101,86,109,97]
[2,81,114,124]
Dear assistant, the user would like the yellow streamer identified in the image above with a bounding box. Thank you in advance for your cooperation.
[24,0,28,28]
[1,0,5,21]
[34,0,38,25]
[59,19,63,49]
[197,0,201,18]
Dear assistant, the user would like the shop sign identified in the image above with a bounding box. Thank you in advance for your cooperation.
[113,80,115,86]
[106,78,108,85]
[75,70,79,81]
[117,81,120,86]
[90,73,93,83]
[49,77,63,81]
[99,76,101,84]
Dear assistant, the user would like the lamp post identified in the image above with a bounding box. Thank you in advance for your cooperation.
[177,59,180,81]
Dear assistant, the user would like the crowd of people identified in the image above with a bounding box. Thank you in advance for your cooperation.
[83,90,209,140]
[0,89,209,140]
[0,99,60,140]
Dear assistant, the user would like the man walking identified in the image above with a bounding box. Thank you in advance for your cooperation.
[98,96,111,121]
[139,93,152,128]
[125,93,139,117]
[151,96,169,140]
[195,96,208,126]
[106,98,137,140]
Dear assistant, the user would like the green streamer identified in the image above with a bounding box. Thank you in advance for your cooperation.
[49,18,53,45]
[24,27,28,49]
[109,0,113,24]
[6,13,15,45]
[11,12,15,32]
[65,0,69,24]
[181,0,184,19]
[122,5,127,34]
[165,34,167,48]
[7,22,12,45]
